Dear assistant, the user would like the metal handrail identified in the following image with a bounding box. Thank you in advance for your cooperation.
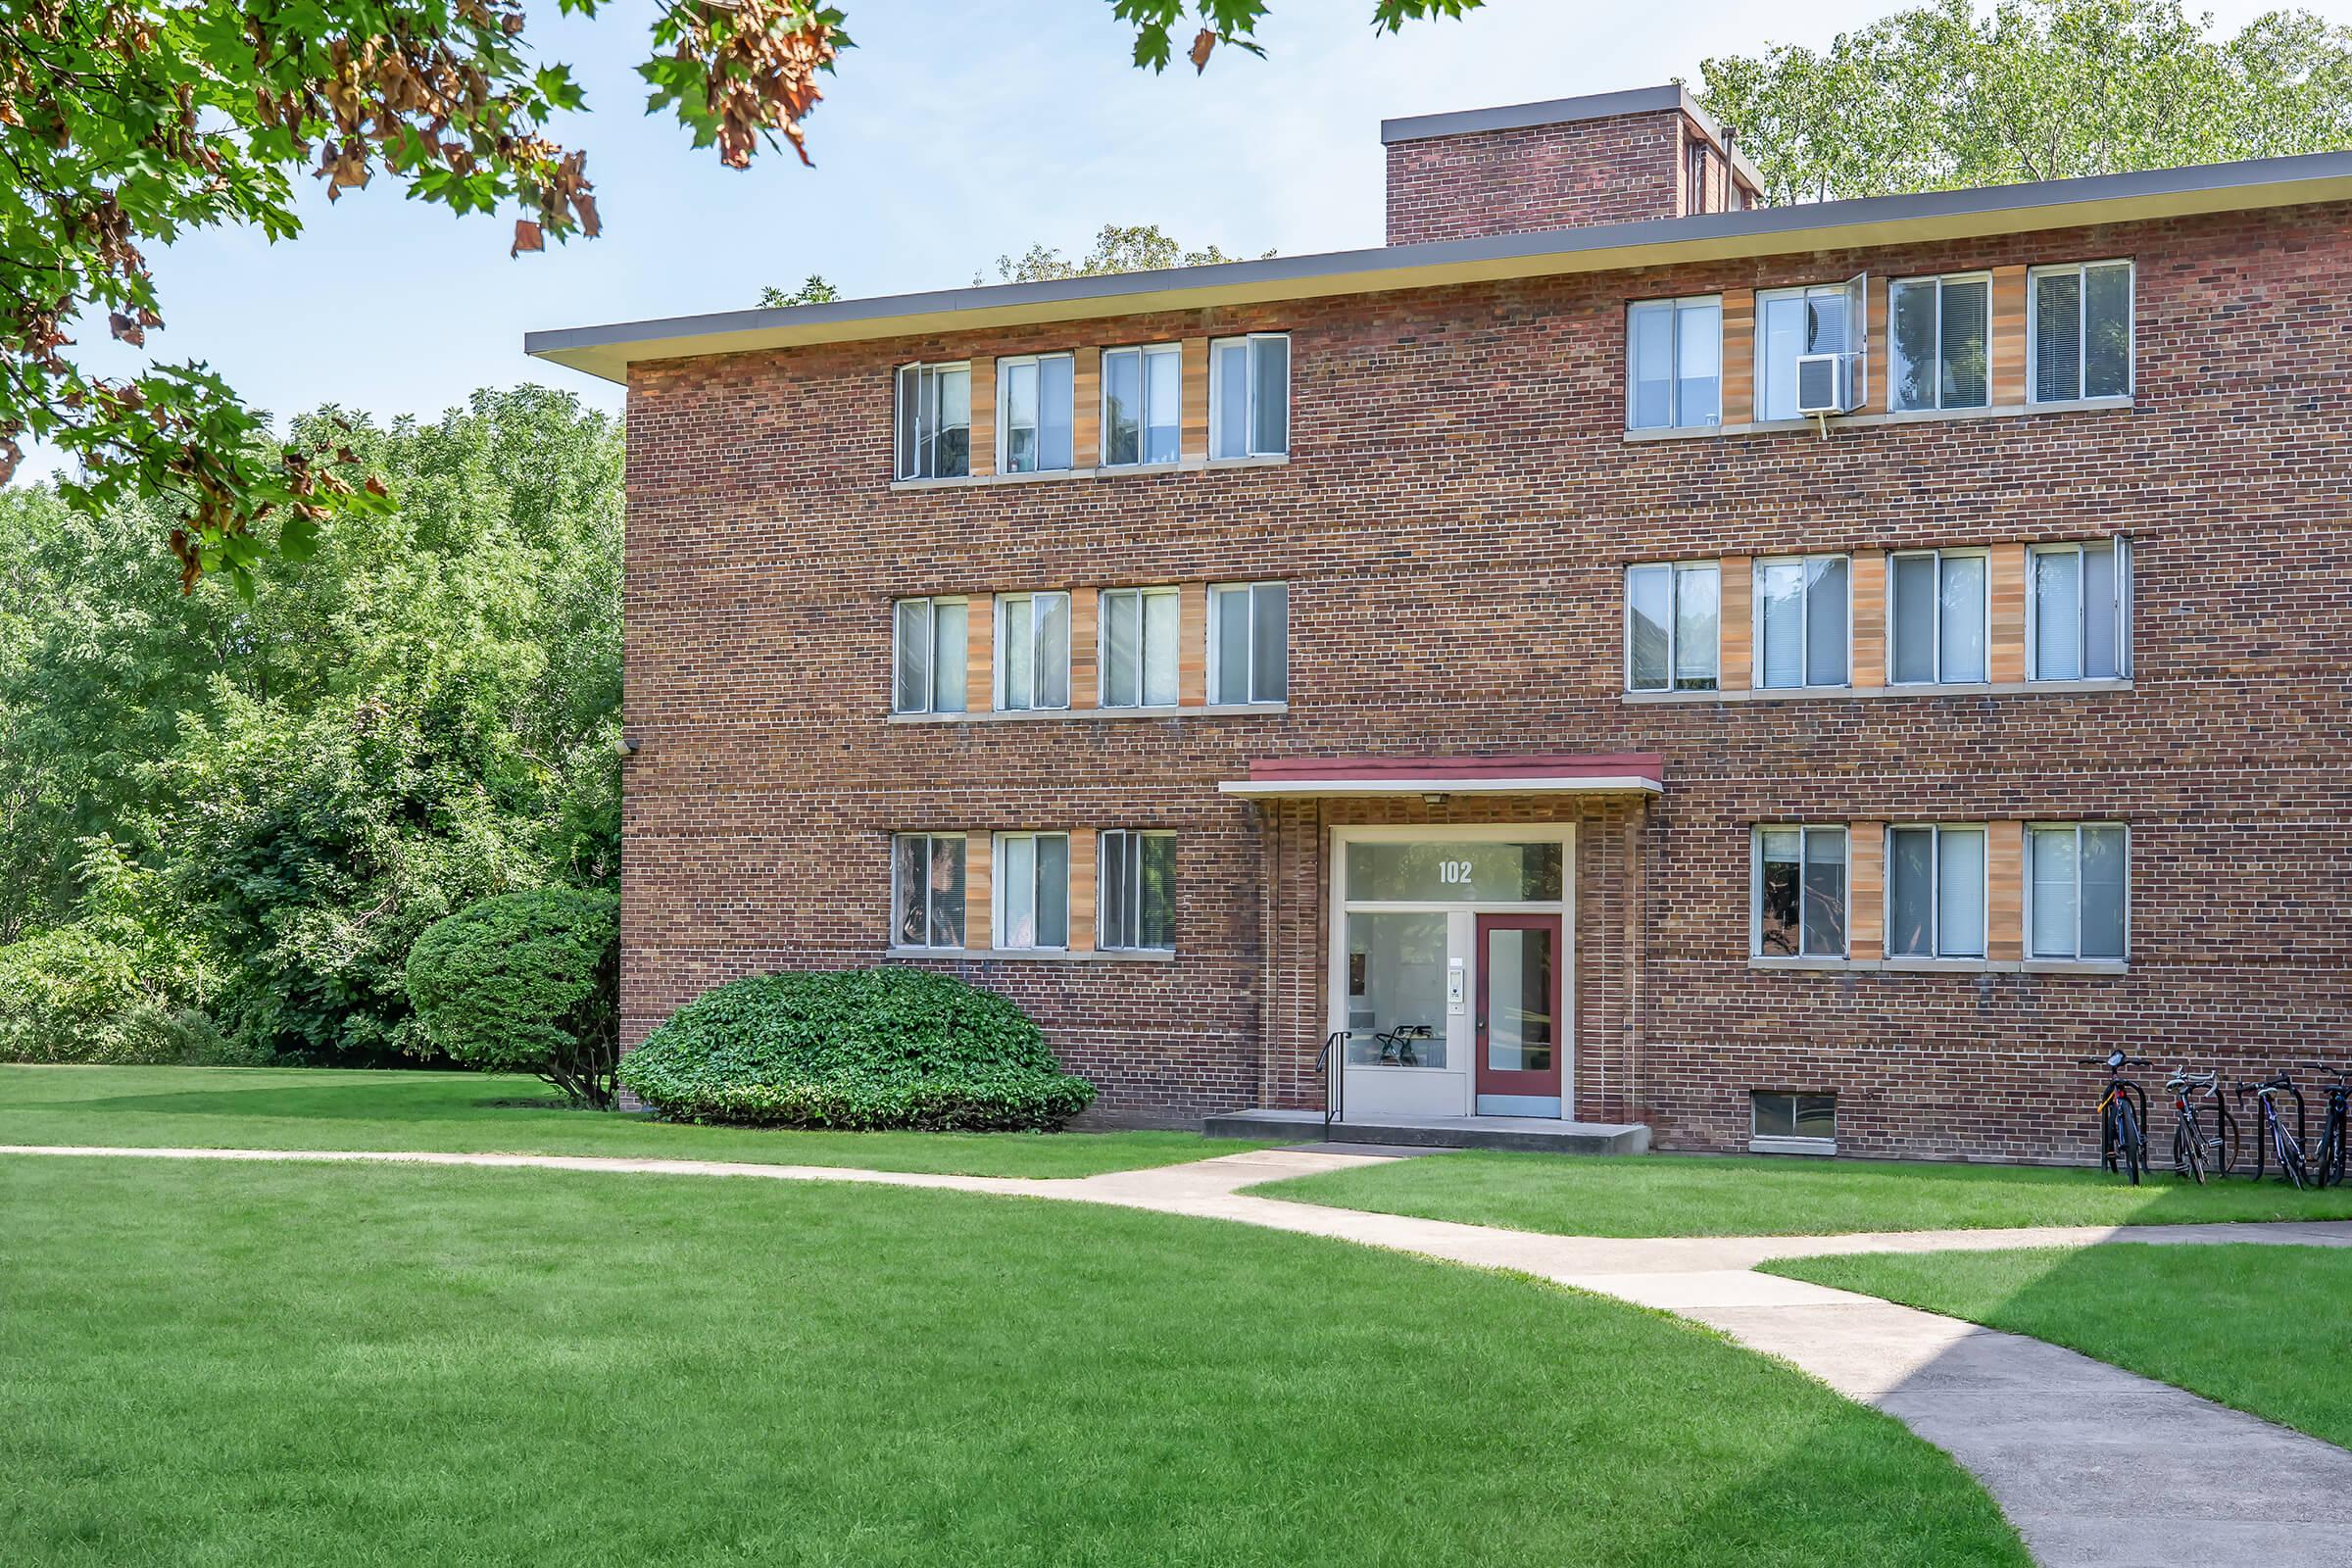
[1315,1030,1348,1138]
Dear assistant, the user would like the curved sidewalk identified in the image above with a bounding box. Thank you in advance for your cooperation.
[11,1141,2352,1566]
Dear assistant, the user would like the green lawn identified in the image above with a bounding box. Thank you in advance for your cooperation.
[0,1065,1253,1178]
[1765,1244,2352,1449]
[0,1155,2025,1567]
[1247,1150,2352,1238]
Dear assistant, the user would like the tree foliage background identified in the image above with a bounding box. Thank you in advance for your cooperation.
[1699,0,2352,204]
[0,385,620,1063]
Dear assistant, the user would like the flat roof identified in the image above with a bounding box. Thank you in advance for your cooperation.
[526,149,2352,384]
[1380,83,1766,194]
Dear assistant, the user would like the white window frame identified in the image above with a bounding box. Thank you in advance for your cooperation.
[1098,828,1176,953]
[1623,561,1721,692]
[1883,823,1989,960]
[995,352,1075,474]
[1099,343,1183,468]
[1624,295,1724,431]
[1885,547,1991,687]
[1098,584,1182,710]
[992,831,1071,953]
[1208,332,1291,460]
[891,595,968,714]
[1750,825,1850,959]
[1886,270,1993,413]
[890,832,966,951]
[1751,554,1851,690]
[894,360,971,481]
[1753,276,1867,421]
[2027,260,2135,405]
[2026,538,2133,684]
[994,591,1072,712]
[2026,822,2131,962]
[1206,580,1288,706]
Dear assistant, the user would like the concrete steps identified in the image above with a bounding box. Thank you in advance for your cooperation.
[1203,1106,1650,1154]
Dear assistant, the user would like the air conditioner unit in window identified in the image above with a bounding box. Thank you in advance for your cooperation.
[1795,352,1859,416]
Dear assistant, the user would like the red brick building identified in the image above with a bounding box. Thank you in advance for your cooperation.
[529,84,2352,1160]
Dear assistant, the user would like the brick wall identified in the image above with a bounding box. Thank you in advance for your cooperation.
[1385,108,1694,245]
[621,198,2352,1159]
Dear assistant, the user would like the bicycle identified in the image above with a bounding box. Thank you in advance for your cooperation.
[2163,1067,2237,1184]
[2300,1063,2349,1189]
[2081,1052,2150,1184]
[2235,1072,2309,1190]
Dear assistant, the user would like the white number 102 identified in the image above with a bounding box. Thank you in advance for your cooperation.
[1439,859,1474,885]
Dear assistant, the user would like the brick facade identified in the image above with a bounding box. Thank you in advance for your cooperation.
[612,119,2352,1161]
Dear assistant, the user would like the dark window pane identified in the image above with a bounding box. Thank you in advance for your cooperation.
[1037,836,1069,948]
[1105,351,1142,466]
[2034,271,2082,402]
[1941,278,1990,408]
[1250,336,1289,455]
[1889,280,1936,411]
[1105,592,1140,708]
[1805,556,1848,686]
[1213,588,1250,705]
[2084,265,2132,398]
[1627,565,1670,690]
[1759,830,1800,956]
[1803,828,1847,956]
[1792,1096,1838,1140]
[1101,833,1130,948]
[1141,834,1176,949]
[929,836,965,948]
[895,368,918,479]
[1891,555,1937,684]
[894,838,925,947]
[1039,356,1074,470]
[2082,827,2128,959]
[1887,827,1935,957]
[895,599,928,712]
[1752,1093,1795,1138]
[1212,343,1248,458]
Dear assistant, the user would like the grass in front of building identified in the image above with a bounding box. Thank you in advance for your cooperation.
[1764,1244,2352,1449]
[1246,1149,2352,1238]
[0,1154,2028,1567]
[0,1065,1255,1179]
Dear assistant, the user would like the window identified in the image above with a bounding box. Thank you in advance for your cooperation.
[1210,333,1289,459]
[998,354,1074,473]
[995,592,1071,711]
[1752,1092,1837,1144]
[1888,272,1990,412]
[1887,549,1988,685]
[893,596,969,714]
[2029,539,2132,681]
[994,832,1069,950]
[1625,562,1720,692]
[1626,297,1722,429]
[1886,825,1987,959]
[1754,826,1848,957]
[1756,277,1864,421]
[1102,345,1181,467]
[2030,261,2133,403]
[2029,824,2129,961]
[1100,586,1180,709]
[894,362,970,480]
[891,833,966,949]
[1099,830,1175,951]
[1208,581,1288,705]
[1754,556,1849,689]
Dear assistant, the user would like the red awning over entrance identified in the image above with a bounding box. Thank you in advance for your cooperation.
[1216,752,1664,800]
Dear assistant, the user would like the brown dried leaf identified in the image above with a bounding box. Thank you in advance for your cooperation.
[1189,27,1217,73]
[108,311,146,347]
[0,437,20,486]
[511,218,542,257]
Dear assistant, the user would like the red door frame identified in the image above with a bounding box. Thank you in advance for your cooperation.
[1473,912,1564,1102]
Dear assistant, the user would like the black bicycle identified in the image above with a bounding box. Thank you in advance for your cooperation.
[2236,1072,2309,1189]
[2082,1052,2150,1184]
[2163,1067,2237,1184]
[2301,1062,2349,1189]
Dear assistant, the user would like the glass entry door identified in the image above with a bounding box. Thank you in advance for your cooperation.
[1473,913,1562,1116]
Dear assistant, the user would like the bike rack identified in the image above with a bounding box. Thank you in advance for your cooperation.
[1315,1030,1348,1139]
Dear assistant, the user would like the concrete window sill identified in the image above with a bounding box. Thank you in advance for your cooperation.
[888,703,1288,725]
[1624,679,2132,706]
[886,946,1176,963]
[1751,956,2129,976]
[889,453,1288,492]
[1748,1136,1838,1157]
[1623,396,2135,443]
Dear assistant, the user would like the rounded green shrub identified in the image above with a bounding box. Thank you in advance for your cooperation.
[406,888,619,1107]
[617,968,1096,1131]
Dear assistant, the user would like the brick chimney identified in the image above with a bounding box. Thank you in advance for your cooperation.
[1381,85,1763,248]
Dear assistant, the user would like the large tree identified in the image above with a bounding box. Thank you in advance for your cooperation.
[1699,0,2352,205]
[1,0,1480,592]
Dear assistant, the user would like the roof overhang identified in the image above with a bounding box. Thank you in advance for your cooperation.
[1217,752,1664,801]
[525,151,2352,385]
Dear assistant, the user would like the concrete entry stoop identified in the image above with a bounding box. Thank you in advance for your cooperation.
[1203,1107,1650,1154]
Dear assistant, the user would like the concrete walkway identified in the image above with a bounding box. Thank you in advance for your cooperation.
[12,1141,2352,1566]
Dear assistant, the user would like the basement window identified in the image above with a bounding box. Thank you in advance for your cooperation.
[1751,1092,1837,1154]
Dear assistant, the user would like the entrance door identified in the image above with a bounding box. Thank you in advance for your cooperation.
[1474,913,1562,1117]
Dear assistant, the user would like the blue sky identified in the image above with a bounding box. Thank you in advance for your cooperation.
[22,0,2323,475]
